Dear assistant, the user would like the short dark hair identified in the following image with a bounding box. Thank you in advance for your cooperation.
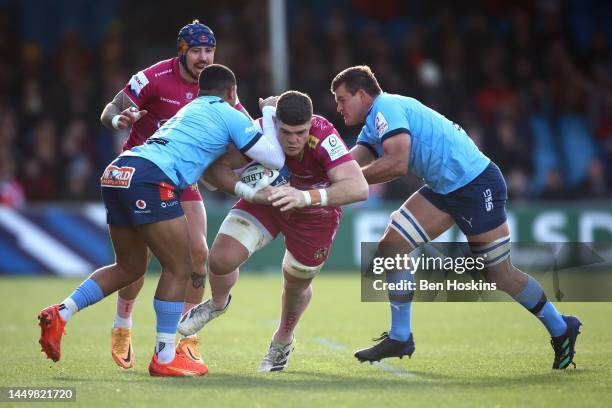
[276,90,313,126]
[331,65,382,97]
[198,64,236,95]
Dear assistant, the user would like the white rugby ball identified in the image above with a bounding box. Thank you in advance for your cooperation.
[239,163,289,190]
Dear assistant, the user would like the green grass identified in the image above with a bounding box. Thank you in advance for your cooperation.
[1,274,611,408]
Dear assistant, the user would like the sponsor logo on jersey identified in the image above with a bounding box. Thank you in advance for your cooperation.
[483,188,494,212]
[160,96,180,105]
[145,137,169,145]
[161,200,179,208]
[100,165,135,188]
[159,181,177,201]
[154,69,172,78]
[307,135,320,149]
[128,71,149,97]
[375,112,389,137]
[321,134,348,161]
[136,200,146,209]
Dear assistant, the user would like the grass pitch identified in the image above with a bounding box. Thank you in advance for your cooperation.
[1,274,611,407]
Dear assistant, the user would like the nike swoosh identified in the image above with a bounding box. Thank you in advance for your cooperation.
[122,344,132,363]
[166,366,199,376]
[187,348,201,362]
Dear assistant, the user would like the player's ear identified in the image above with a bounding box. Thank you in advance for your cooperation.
[223,85,237,105]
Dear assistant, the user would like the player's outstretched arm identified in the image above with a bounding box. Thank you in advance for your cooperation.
[350,144,376,167]
[361,132,411,184]
[202,154,273,205]
[100,90,148,131]
[269,160,368,211]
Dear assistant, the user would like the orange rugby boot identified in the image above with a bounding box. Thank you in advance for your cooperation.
[176,337,205,364]
[148,351,208,377]
[38,305,66,362]
[111,327,135,369]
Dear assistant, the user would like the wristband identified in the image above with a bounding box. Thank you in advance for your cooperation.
[111,115,122,130]
[302,190,311,206]
[234,181,256,201]
[304,190,322,206]
[319,189,328,206]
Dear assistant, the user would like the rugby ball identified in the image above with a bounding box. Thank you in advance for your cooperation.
[239,163,290,190]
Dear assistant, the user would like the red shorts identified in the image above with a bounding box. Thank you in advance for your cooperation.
[180,183,202,202]
[232,199,342,267]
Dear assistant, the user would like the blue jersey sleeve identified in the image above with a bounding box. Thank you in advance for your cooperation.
[371,96,411,142]
[356,126,380,159]
[226,108,262,152]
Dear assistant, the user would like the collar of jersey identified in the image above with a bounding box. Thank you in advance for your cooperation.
[366,92,385,117]
[199,95,225,104]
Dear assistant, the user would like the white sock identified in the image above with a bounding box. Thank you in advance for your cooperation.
[113,316,132,329]
[59,298,78,322]
[155,333,176,363]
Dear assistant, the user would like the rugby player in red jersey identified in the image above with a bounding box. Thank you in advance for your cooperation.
[177,91,369,372]
[99,20,250,370]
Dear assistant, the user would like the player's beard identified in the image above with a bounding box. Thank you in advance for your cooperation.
[187,62,206,82]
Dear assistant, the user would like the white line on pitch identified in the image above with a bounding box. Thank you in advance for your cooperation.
[315,337,418,378]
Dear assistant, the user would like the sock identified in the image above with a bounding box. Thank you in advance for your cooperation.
[512,275,567,337]
[58,298,78,322]
[273,285,312,344]
[113,296,136,329]
[155,333,176,364]
[209,269,238,309]
[153,298,184,363]
[180,302,198,339]
[387,270,413,342]
[59,279,104,322]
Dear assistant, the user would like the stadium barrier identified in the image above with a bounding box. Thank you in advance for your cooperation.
[0,202,610,276]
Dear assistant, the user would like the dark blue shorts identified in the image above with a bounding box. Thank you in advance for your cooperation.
[419,162,508,236]
[100,156,183,226]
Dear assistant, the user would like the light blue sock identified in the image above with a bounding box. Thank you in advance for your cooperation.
[387,270,413,342]
[153,298,184,363]
[513,276,567,337]
[59,279,104,321]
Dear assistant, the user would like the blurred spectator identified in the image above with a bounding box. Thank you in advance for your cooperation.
[0,0,610,203]
[0,156,25,208]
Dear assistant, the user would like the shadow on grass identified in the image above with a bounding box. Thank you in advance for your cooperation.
[51,367,598,392]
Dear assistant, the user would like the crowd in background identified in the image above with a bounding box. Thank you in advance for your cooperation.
[0,0,610,207]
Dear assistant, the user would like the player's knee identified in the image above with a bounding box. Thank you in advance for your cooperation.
[207,248,236,275]
[388,208,430,247]
[283,251,322,281]
[190,244,209,270]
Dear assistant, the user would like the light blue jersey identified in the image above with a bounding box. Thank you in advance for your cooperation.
[357,93,490,194]
[124,96,260,190]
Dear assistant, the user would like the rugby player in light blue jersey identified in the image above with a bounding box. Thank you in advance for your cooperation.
[331,65,581,370]
[37,64,285,377]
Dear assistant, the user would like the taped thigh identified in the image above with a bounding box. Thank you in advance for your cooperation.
[389,207,431,247]
[283,250,323,280]
[217,209,273,255]
[470,235,511,267]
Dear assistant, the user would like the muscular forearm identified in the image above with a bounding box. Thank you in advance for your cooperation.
[362,155,407,184]
[100,91,137,130]
[100,103,123,129]
[319,178,368,207]
[202,161,240,197]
